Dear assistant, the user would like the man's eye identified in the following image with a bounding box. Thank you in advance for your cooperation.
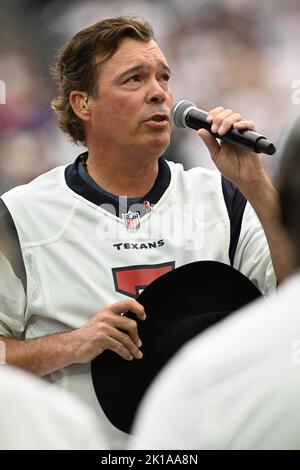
[127,75,141,82]
[160,74,170,81]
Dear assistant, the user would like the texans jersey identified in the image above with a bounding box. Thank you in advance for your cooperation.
[0,154,276,448]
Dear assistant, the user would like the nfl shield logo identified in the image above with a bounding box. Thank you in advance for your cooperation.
[122,210,141,230]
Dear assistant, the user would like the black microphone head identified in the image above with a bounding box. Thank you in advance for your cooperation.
[171,100,196,128]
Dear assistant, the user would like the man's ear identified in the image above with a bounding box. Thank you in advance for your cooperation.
[69,91,91,121]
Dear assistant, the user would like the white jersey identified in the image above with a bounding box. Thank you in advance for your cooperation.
[0,156,276,449]
[130,273,300,450]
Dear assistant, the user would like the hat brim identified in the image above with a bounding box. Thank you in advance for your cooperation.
[91,261,262,433]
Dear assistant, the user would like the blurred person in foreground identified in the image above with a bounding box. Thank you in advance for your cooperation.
[129,116,300,450]
[0,361,107,449]
[0,17,291,449]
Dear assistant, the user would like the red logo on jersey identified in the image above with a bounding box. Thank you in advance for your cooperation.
[112,262,175,298]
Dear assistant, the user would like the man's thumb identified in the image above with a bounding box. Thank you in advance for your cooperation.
[197,129,220,162]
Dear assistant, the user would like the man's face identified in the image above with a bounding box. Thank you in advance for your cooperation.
[88,38,173,157]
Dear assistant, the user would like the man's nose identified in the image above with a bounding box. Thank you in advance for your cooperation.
[147,79,167,103]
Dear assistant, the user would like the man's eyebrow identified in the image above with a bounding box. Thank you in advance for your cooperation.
[117,62,172,79]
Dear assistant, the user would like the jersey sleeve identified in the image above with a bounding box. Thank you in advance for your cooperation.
[233,202,276,296]
[0,253,26,337]
[0,200,27,337]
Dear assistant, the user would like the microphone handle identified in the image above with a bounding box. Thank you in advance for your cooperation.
[185,108,276,155]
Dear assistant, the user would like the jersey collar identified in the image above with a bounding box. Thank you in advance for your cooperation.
[64,152,171,218]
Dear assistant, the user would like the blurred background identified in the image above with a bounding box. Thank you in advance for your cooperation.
[0,0,300,193]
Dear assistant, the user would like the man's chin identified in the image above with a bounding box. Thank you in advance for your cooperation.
[145,135,170,155]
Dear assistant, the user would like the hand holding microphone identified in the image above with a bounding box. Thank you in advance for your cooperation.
[171,100,276,155]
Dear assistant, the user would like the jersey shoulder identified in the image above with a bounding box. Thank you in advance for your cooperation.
[1,165,76,244]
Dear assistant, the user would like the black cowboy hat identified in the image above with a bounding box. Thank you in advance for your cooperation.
[91,260,262,434]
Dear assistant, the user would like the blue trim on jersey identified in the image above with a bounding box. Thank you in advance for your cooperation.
[78,161,141,205]
[65,153,171,218]
[221,176,247,266]
[0,199,27,290]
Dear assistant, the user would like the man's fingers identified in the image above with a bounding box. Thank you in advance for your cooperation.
[108,314,142,348]
[110,328,143,360]
[217,113,243,135]
[109,299,146,320]
[207,106,225,121]
[209,109,234,132]
[101,329,143,360]
[207,107,255,136]
[233,120,256,131]
[103,336,134,361]
[208,110,240,135]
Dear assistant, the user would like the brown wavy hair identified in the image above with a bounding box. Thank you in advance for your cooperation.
[51,17,155,146]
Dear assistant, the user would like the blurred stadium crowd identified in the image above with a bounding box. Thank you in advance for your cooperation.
[0,0,300,192]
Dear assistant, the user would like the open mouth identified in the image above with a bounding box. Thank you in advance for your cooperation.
[151,115,167,122]
[146,114,169,124]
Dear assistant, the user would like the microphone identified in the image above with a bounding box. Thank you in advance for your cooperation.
[171,100,276,155]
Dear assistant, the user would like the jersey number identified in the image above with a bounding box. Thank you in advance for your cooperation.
[112,262,175,298]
